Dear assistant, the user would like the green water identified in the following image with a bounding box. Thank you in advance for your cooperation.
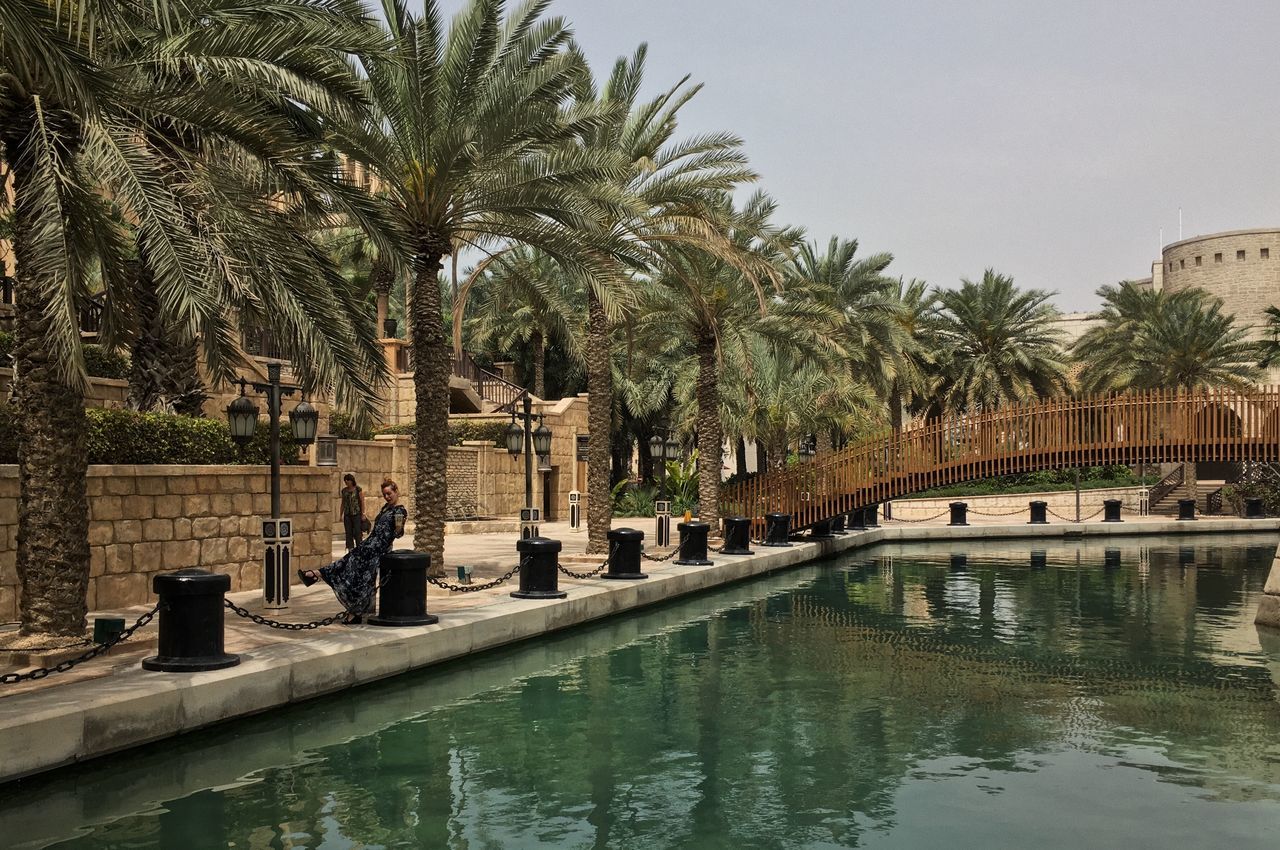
[6,536,1280,849]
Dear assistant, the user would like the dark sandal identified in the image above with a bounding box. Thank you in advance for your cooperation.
[298,569,318,587]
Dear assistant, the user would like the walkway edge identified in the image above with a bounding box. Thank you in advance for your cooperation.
[2,518,1278,784]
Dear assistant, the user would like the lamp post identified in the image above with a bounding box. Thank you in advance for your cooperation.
[649,431,681,546]
[798,435,816,462]
[506,393,552,539]
[225,362,318,609]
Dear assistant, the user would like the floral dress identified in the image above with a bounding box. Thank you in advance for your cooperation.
[319,503,407,613]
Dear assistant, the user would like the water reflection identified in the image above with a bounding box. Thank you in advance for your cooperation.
[7,537,1280,849]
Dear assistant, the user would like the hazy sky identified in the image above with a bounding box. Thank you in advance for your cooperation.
[469,0,1280,312]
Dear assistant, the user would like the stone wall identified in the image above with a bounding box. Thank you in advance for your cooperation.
[886,486,1145,521]
[447,447,480,517]
[0,368,128,410]
[1161,229,1280,336]
[0,465,333,622]
[323,436,415,535]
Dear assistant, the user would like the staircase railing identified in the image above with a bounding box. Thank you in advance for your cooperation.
[452,350,525,412]
[1148,465,1185,509]
[1205,487,1224,515]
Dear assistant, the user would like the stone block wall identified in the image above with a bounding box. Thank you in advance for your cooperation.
[447,447,480,518]
[0,465,333,621]
[0,369,128,410]
[886,486,1145,521]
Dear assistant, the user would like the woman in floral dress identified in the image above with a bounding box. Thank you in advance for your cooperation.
[299,478,407,623]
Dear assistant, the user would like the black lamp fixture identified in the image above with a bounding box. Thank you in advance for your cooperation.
[799,435,817,459]
[227,389,259,446]
[532,414,553,457]
[648,433,665,462]
[505,411,524,456]
[664,437,681,462]
[288,398,319,446]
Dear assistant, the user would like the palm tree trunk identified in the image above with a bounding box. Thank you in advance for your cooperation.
[410,243,450,576]
[531,328,546,399]
[128,261,165,412]
[735,436,748,478]
[889,385,906,433]
[695,332,721,530]
[10,165,91,637]
[585,288,613,554]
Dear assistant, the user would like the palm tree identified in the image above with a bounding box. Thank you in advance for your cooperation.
[347,0,628,569]
[1070,282,1165,394]
[886,277,936,431]
[1077,284,1260,392]
[931,270,1068,413]
[463,247,583,398]
[1134,292,1260,391]
[640,191,802,529]
[0,0,389,636]
[572,45,755,552]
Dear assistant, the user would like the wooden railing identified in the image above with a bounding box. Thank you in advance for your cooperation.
[1148,464,1185,508]
[452,350,524,413]
[721,388,1280,533]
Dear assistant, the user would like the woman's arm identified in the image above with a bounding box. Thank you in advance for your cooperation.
[359,488,365,516]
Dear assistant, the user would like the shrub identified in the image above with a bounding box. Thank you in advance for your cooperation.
[375,419,510,447]
[0,405,301,465]
[82,345,131,380]
[329,411,374,441]
[612,481,658,517]
[0,333,130,379]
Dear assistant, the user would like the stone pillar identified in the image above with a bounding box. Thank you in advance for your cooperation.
[1256,549,1280,629]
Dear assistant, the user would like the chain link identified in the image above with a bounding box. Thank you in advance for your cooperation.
[885,510,951,524]
[428,557,526,593]
[641,547,680,563]
[1,605,158,686]
[966,506,1032,518]
[224,599,345,630]
[559,544,617,579]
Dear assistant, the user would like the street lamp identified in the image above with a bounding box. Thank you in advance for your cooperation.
[506,393,552,539]
[224,362,318,609]
[649,433,666,493]
[798,435,816,461]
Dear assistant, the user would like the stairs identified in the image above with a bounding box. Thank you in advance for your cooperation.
[1148,472,1228,516]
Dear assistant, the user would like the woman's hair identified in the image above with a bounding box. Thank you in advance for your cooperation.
[343,474,357,487]
[381,477,398,493]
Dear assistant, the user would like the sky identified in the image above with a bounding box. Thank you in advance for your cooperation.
[438,0,1280,313]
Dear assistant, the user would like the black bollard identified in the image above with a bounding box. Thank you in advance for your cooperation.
[949,502,969,527]
[1245,497,1265,519]
[603,528,647,580]
[848,509,866,531]
[810,518,835,540]
[511,537,567,599]
[1030,550,1047,570]
[830,514,847,535]
[1102,499,1123,523]
[1104,548,1121,570]
[721,517,754,555]
[1177,498,1197,521]
[950,553,967,570]
[863,504,880,528]
[369,551,438,627]
[764,512,793,547]
[675,521,714,566]
[1029,501,1048,525]
[142,569,240,672]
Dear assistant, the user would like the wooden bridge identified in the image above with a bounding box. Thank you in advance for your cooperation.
[721,388,1280,532]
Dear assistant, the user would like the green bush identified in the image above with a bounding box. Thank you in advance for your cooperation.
[82,345,131,380]
[612,481,658,517]
[0,333,130,379]
[0,405,302,465]
[329,411,374,441]
[911,465,1139,498]
[375,419,510,447]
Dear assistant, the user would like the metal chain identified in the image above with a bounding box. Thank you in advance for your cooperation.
[1,604,158,686]
[559,544,618,579]
[1045,505,1110,523]
[641,547,680,563]
[224,599,345,630]
[885,510,951,524]
[428,557,526,593]
[967,506,1032,518]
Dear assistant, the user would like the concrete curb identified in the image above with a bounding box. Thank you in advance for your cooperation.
[2,516,1278,784]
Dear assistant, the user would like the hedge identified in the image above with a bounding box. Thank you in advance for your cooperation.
[329,411,374,441]
[0,405,300,465]
[0,331,131,380]
[375,419,509,447]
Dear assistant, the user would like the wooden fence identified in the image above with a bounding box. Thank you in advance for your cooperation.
[720,388,1280,532]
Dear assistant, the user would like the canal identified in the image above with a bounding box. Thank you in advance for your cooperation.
[5,535,1280,848]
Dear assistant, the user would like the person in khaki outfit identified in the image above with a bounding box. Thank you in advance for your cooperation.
[339,474,367,550]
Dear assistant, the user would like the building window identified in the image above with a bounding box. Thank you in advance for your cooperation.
[1237,249,1246,260]
[1263,248,1271,260]
[1179,259,1185,269]
[1196,256,1202,266]
[1214,253,1223,263]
